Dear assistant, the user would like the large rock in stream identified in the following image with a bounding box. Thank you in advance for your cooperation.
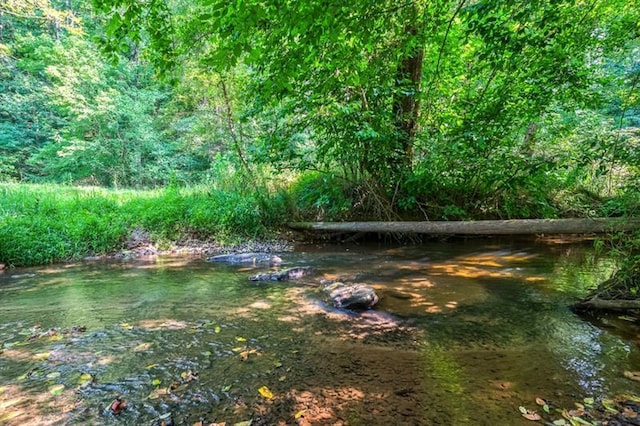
[208,253,282,265]
[249,266,316,281]
[324,282,380,310]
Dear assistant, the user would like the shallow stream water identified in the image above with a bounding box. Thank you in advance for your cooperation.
[1,238,640,425]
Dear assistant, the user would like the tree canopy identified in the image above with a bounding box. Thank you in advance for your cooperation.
[0,0,638,220]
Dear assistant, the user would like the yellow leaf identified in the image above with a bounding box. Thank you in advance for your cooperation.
[236,336,247,342]
[258,385,274,399]
[214,326,221,333]
[120,323,133,330]
[34,352,50,360]
[146,364,159,369]
[294,410,306,419]
[78,373,93,387]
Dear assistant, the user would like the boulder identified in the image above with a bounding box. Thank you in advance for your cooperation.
[324,282,379,310]
[208,253,282,265]
[249,266,316,281]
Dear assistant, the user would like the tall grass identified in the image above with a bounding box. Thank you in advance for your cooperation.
[0,182,287,267]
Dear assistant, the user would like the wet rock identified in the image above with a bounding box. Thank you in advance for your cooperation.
[249,266,316,281]
[208,252,282,265]
[324,282,380,310]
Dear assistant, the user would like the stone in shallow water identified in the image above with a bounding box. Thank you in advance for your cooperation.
[249,266,316,281]
[207,253,282,265]
[324,282,380,310]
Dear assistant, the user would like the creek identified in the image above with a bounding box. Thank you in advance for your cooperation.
[1,238,640,425]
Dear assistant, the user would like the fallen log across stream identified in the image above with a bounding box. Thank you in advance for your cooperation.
[573,297,640,312]
[289,217,640,235]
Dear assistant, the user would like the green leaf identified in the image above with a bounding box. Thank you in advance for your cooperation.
[49,384,65,395]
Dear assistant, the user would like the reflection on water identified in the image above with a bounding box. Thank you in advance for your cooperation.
[0,239,638,425]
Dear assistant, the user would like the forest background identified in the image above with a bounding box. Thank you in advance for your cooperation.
[0,0,639,274]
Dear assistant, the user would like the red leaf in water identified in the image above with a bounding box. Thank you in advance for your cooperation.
[109,397,127,414]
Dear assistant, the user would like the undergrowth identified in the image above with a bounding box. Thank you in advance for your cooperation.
[0,182,287,267]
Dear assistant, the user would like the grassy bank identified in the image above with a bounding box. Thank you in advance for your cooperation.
[0,183,287,267]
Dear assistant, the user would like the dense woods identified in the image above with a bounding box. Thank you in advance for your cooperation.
[1,0,639,274]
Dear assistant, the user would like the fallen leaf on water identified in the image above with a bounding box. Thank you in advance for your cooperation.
[233,421,252,426]
[152,379,161,386]
[46,372,61,379]
[239,348,258,361]
[134,342,153,352]
[33,352,50,360]
[623,407,639,419]
[193,422,203,426]
[214,326,221,333]
[522,412,541,421]
[258,385,274,399]
[78,373,93,388]
[181,370,198,382]
[624,371,640,381]
[146,364,159,370]
[568,408,585,417]
[519,406,541,421]
[552,420,567,426]
[148,388,169,399]
[602,399,618,412]
[120,323,133,330]
[236,336,247,342]
[294,410,306,419]
[583,397,594,406]
[49,384,65,395]
[535,397,547,406]
[109,397,127,414]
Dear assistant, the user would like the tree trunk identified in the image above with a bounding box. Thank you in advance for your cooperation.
[391,15,424,171]
[289,218,640,235]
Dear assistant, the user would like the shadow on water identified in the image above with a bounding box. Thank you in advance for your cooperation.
[1,239,640,425]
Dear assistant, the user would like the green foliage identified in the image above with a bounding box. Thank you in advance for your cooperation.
[289,172,353,221]
[0,182,288,267]
[0,183,128,266]
[1,0,639,262]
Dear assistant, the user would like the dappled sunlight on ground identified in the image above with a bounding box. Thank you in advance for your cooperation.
[136,319,188,330]
[248,300,272,310]
[0,383,79,425]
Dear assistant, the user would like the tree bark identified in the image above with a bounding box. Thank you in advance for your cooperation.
[391,9,424,170]
[289,218,640,235]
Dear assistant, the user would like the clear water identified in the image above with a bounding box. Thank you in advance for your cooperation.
[1,239,639,425]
